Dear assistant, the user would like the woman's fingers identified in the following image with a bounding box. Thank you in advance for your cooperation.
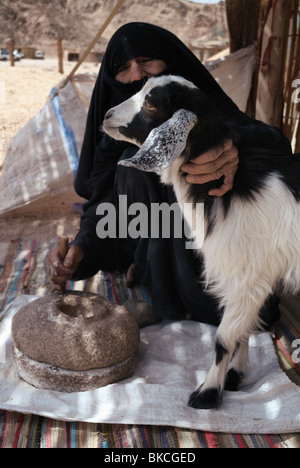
[181,139,239,196]
[46,244,84,292]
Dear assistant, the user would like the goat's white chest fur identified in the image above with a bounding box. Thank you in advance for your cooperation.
[202,175,300,305]
[160,157,205,251]
[163,164,300,309]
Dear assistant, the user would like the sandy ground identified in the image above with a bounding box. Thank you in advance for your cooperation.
[0,58,100,242]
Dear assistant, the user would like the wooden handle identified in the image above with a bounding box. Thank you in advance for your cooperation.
[58,237,69,261]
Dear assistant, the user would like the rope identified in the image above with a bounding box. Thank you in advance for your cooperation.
[261,0,277,73]
[260,0,278,93]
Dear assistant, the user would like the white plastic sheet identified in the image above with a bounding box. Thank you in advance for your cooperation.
[0,79,89,215]
[206,45,256,113]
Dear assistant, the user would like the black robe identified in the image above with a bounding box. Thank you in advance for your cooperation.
[71,22,292,325]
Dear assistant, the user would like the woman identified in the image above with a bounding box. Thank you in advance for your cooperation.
[47,23,292,325]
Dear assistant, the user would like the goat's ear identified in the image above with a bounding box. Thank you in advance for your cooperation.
[118,109,197,172]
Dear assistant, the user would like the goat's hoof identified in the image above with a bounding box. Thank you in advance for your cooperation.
[188,387,222,410]
[224,369,244,392]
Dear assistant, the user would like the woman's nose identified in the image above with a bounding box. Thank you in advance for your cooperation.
[129,63,147,83]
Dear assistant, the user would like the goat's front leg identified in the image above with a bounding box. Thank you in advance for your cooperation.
[188,294,264,410]
[188,334,233,409]
[224,340,249,391]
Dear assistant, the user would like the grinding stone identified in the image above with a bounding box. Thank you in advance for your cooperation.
[13,346,139,393]
[11,292,140,392]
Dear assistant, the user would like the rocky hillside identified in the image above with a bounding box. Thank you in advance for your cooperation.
[0,0,228,51]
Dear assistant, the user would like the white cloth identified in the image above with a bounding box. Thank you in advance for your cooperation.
[0,295,300,434]
[206,45,256,112]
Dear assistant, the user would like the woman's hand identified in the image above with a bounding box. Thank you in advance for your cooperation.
[47,244,84,293]
[181,139,239,197]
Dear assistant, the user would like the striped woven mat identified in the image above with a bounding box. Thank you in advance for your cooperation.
[0,239,299,448]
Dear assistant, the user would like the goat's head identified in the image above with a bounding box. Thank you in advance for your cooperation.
[103,75,223,173]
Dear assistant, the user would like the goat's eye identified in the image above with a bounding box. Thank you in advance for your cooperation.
[144,101,156,112]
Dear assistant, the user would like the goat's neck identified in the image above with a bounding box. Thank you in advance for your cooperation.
[160,156,189,204]
[159,156,206,249]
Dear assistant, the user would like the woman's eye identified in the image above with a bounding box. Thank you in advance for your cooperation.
[117,65,129,74]
[140,58,153,64]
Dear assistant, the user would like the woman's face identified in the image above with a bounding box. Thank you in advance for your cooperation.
[115,57,168,83]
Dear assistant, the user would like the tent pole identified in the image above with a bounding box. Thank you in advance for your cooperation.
[51,0,125,98]
[255,0,292,127]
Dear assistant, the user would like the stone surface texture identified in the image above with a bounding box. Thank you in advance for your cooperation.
[11,292,140,392]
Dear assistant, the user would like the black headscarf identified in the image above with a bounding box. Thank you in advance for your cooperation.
[74,22,239,202]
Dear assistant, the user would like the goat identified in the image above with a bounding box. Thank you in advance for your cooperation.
[103,75,300,409]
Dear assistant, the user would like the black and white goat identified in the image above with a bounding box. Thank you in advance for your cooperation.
[103,75,300,409]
